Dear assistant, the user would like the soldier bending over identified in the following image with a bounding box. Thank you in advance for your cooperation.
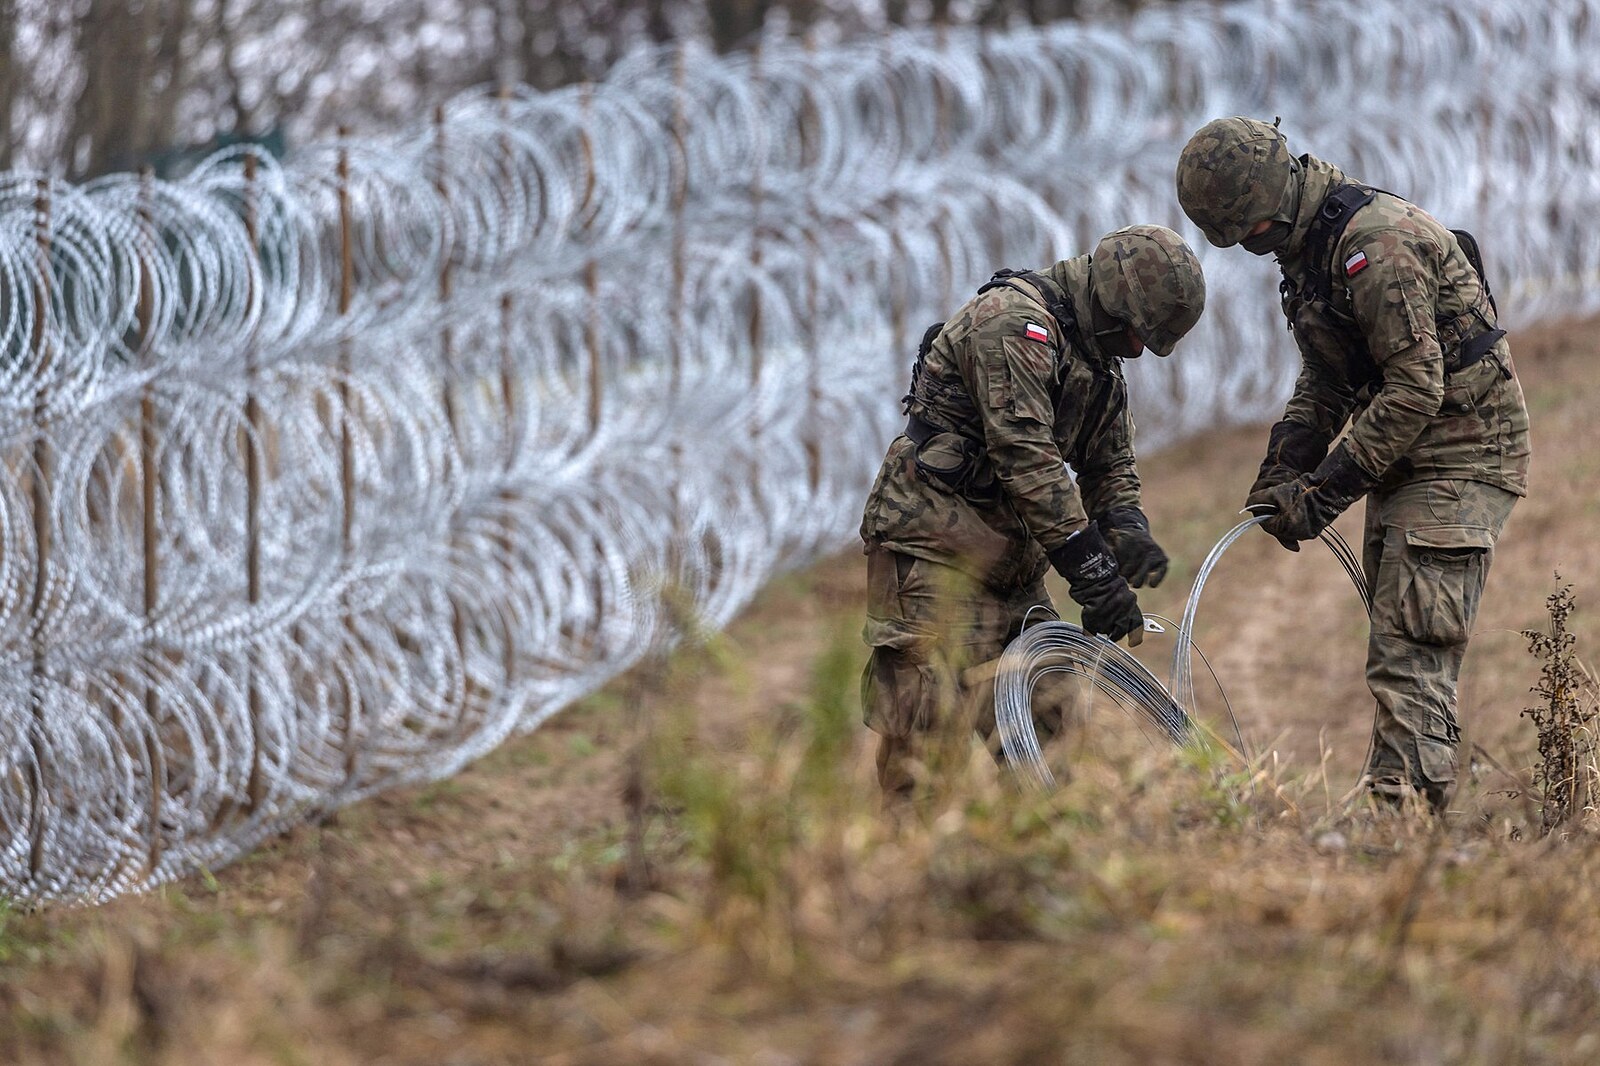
[858,225,1207,797]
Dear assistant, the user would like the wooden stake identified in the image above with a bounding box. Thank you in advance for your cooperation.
[137,167,167,871]
[243,150,268,812]
[670,45,689,398]
[748,42,765,393]
[579,83,602,437]
[336,131,363,780]
[26,178,51,878]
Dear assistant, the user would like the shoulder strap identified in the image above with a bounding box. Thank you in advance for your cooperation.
[976,268,1082,346]
[1451,228,1498,319]
[901,318,947,413]
[1301,182,1378,308]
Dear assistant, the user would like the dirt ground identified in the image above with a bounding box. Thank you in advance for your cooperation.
[2,317,1597,1065]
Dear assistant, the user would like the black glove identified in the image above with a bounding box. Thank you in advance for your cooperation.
[1047,523,1144,643]
[1246,419,1332,500]
[1099,506,1169,588]
[1258,441,1378,547]
[1245,420,1334,551]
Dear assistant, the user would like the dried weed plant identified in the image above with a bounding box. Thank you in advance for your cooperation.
[1521,576,1600,834]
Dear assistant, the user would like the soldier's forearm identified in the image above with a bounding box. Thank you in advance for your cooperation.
[1078,465,1142,520]
[1345,375,1444,479]
[995,461,1089,553]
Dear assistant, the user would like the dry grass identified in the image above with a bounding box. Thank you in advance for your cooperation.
[4,318,1600,1065]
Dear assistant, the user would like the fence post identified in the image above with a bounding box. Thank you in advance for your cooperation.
[434,106,470,679]
[242,150,269,812]
[26,178,51,879]
[137,167,167,874]
[497,84,519,686]
[748,41,765,395]
[671,44,689,400]
[801,34,822,496]
[336,129,361,780]
[579,83,602,439]
[434,105,458,443]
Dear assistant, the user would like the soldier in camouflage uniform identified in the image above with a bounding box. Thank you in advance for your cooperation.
[1176,117,1531,812]
[859,225,1207,796]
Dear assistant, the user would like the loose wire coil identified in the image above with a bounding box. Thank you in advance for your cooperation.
[997,517,1372,790]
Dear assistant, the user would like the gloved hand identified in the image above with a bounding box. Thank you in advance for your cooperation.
[1047,523,1145,644]
[1099,506,1169,588]
[1245,419,1331,499]
[1245,419,1335,551]
[1258,441,1378,548]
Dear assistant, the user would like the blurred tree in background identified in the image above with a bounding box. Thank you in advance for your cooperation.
[0,0,1171,178]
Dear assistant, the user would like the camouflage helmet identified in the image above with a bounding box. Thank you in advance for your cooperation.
[1175,117,1298,248]
[1088,224,1205,358]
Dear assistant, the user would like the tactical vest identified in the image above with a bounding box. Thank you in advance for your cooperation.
[1279,182,1507,391]
[900,270,1083,500]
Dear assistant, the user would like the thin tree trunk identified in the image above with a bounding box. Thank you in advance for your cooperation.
[217,0,253,135]
[68,0,157,178]
[150,0,194,157]
[0,0,15,171]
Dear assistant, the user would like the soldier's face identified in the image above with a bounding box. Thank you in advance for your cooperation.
[1124,326,1146,359]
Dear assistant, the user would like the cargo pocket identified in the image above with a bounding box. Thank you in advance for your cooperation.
[860,645,940,736]
[1415,736,1458,787]
[1397,524,1493,645]
[861,553,945,736]
[913,432,974,492]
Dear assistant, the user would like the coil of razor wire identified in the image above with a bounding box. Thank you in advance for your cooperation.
[1,0,1599,903]
[996,517,1373,791]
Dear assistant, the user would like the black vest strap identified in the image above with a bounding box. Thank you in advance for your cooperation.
[1287,183,1507,381]
[1451,227,1499,319]
[976,268,1082,346]
[1301,182,1378,311]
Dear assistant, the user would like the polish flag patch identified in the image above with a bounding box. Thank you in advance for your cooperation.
[1344,250,1370,276]
[1023,322,1051,344]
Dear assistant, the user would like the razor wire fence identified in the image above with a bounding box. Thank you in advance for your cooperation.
[2,0,1599,903]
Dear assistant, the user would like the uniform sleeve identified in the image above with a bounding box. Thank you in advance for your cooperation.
[1074,373,1142,519]
[1343,230,1445,478]
[967,321,1088,553]
[1280,347,1356,444]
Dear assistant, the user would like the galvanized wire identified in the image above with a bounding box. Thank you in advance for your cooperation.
[1,0,1598,902]
[996,517,1373,791]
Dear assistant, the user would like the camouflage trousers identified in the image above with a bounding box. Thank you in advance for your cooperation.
[859,546,1063,796]
[1361,478,1518,810]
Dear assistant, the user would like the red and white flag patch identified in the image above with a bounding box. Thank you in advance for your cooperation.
[1344,250,1370,277]
[1023,322,1051,344]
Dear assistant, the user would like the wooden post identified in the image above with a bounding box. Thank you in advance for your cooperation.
[337,131,355,558]
[938,26,957,309]
[137,168,167,872]
[336,130,360,779]
[497,84,518,472]
[243,150,268,812]
[801,36,822,496]
[496,85,519,686]
[434,106,470,691]
[670,44,689,399]
[26,178,51,878]
[748,42,765,394]
[579,83,602,438]
[434,106,458,442]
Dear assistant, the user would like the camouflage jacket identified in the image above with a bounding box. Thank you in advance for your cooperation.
[859,256,1142,590]
[1272,155,1530,496]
